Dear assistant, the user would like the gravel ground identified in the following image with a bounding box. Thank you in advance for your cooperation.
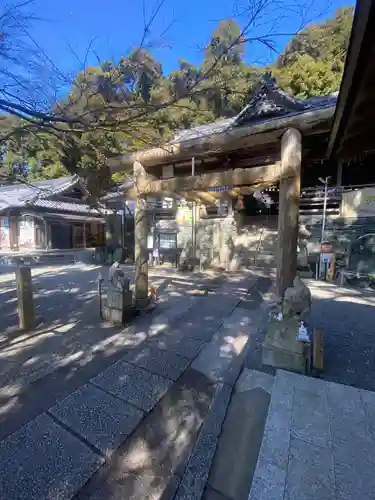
[245,277,375,392]
[308,280,375,392]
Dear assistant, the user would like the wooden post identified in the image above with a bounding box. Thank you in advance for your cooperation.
[134,160,150,308]
[44,219,48,249]
[134,195,149,308]
[16,266,36,330]
[336,160,343,186]
[312,327,324,372]
[9,217,19,251]
[276,128,302,297]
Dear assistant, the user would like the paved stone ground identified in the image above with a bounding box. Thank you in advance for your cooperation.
[0,263,229,388]
[0,266,272,500]
[0,264,250,439]
[249,370,375,500]
[0,262,199,334]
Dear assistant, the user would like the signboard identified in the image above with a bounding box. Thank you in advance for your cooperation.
[162,165,174,179]
[320,253,332,265]
[147,234,154,250]
[320,243,333,253]
[341,187,375,217]
[319,252,335,280]
[176,206,192,223]
[207,186,232,192]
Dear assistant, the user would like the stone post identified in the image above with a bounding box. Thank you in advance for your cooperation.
[276,128,302,298]
[16,266,36,330]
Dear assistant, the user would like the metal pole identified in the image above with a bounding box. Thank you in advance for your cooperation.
[191,201,195,260]
[318,176,330,279]
[122,204,125,248]
[321,181,328,244]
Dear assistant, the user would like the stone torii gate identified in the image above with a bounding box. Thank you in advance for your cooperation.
[108,76,336,308]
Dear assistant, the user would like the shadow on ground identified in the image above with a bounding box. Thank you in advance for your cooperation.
[0,265,276,500]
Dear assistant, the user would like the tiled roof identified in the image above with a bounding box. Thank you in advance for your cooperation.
[32,199,102,215]
[0,175,96,214]
[172,118,235,143]
[170,74,337,144]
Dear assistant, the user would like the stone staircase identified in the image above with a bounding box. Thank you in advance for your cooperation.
[241,369,375,500]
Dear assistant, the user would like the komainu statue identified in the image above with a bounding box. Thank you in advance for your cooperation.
[282,276,311,322]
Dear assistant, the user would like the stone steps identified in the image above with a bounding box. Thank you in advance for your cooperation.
[248,370,375,500]
[204,370,274,500]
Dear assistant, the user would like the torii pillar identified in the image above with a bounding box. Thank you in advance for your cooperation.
[276,128,302,297]
[134,162,149,308]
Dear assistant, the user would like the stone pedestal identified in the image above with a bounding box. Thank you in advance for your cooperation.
[262,276,312,374]
[262,317,311,374]
[16,266,36,330]
[102,283,136,325]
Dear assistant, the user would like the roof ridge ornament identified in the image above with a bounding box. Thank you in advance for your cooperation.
[260,70,277,89]
[234,71,309,127]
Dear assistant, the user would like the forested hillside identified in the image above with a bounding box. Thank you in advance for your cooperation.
[0,5,354,195]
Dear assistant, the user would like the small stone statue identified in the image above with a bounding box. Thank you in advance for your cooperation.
[298,223,311,268]
[282,276,311,322]
[108,262,129,291]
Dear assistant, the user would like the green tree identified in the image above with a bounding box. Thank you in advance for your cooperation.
[276,6,354,69]
[274,55,343,98]
[274,6,354,98]
[204,20,244,66]
[0,3,355,196]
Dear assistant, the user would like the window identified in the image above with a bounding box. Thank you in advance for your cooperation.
[159,232,177,249]
[73,223,85,248]
[86,222,105,247]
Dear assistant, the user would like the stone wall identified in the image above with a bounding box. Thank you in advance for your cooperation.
[156,213,375,272]
[155,215,277,270]
[301,215,375,273]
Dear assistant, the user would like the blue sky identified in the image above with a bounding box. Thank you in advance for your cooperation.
[28,0,351,77]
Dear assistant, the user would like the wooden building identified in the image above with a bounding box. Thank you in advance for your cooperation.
[326,0,375,277]
[109,74,340,305]
[328,0,375,161]
[0,175,105,252]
